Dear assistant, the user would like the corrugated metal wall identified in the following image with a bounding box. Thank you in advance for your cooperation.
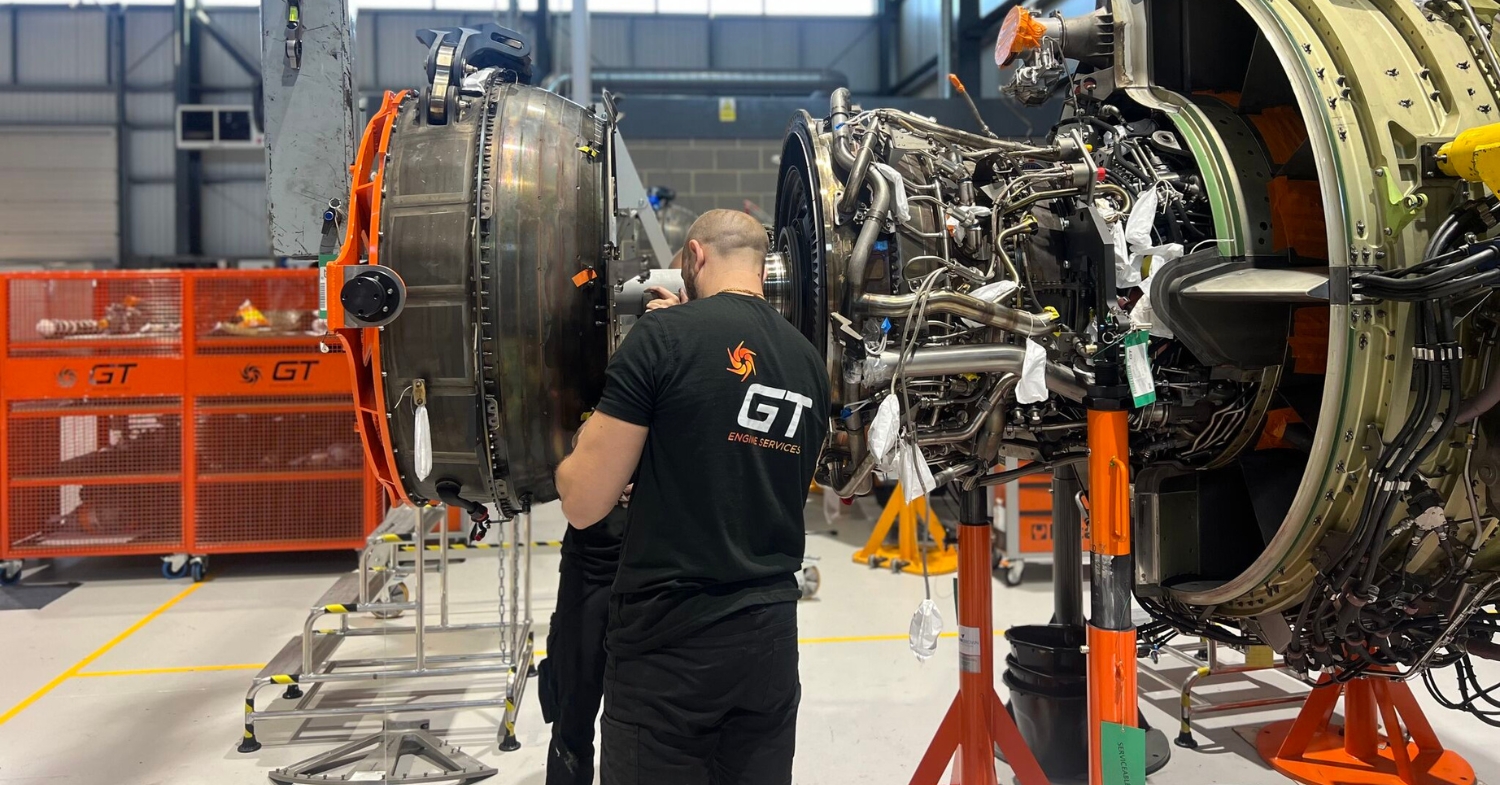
[3,4,884,263]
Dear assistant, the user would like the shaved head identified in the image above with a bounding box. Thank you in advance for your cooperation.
[679,209,767,300]
[683,209,768,263]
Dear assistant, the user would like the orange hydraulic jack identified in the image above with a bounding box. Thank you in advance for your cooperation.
[1257,672,1476,785]
[910,488,1049,785]
[1086,407,1139,785]
[854,484,959,575]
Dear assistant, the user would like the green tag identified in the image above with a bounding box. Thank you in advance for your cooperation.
[1122,330,1156,407]
[1101,721,1146,785]
[317,253,335,320]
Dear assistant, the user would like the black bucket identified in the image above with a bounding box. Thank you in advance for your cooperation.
[1005,624,1086,673]
[1005,654,1085,693]
[1003,671,1089,780]
[1003,624,1088,780]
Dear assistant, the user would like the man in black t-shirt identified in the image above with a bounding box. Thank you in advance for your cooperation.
[555,209,830,784]
[537,504,624,785]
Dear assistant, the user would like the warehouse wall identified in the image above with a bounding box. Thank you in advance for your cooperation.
[0,4,885,264]
[629,138,782,216]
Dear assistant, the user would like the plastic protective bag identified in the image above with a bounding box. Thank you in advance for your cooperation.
[909,598,944,661]
[1016,338,1050,405]
[868,395,902,469]
[1128,243,1184,339]
[897,441,938,503]
[960,280,1021,327]
[872,163,912,223]
[414,403,433,481]
[1124,186,1160,251]
[1112,219,1141,287]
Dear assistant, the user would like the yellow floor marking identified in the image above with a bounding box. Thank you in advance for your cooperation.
[0,582,206,726]
[75,663,265,678]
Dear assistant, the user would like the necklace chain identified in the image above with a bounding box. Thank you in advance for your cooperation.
[719,287,766,300]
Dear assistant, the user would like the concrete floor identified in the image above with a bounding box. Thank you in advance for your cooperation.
[0,495,1496,785]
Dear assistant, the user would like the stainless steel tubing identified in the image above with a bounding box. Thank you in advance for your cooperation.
[860,292,1055,335]
[866,345,1089,401]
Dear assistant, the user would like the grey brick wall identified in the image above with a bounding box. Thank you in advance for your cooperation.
[628,139,784,217]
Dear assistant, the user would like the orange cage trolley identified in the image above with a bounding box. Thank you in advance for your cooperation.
[0,269,383,583]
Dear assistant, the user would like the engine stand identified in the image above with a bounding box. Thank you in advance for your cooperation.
[1256,673,1476,785]
[854,483,958,575]
[909,488,1048,785]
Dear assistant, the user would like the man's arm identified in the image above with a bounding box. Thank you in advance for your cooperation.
[556,412,648,528]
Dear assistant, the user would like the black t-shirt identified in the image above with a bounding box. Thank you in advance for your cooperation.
[593,292,830,655]
[559,504,626,583]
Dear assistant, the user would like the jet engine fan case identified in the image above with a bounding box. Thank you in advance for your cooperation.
[376,82,609,513]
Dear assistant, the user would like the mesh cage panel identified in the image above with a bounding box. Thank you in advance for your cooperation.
[194,479,366,547]
[7,276,183,357]
[194,272,322,354]
[196,408,362,475]
[7,483,184,555]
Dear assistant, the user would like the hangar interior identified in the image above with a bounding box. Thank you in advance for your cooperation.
[3,1,1500,785]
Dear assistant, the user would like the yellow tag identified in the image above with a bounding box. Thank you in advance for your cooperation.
[577,145,598,159]
[1246,645,1275,669]
[718,97,737,123]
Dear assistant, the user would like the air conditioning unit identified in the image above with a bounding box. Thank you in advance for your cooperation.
[175,105,264,150]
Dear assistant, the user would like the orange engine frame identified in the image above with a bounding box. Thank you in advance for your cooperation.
[322,90,411,508]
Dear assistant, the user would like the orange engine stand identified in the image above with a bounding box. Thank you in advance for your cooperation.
[853,483,959,575]
[1257,673,1476,785]
[910,488,1049,785]
[1086,408,1138,785]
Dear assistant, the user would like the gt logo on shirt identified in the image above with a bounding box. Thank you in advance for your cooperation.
[736,383,813,438]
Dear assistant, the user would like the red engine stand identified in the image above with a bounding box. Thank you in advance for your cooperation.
[1257,673,1476,785]
[909,494,1049,785]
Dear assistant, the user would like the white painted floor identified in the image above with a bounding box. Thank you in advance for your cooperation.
[0,495,1496,785]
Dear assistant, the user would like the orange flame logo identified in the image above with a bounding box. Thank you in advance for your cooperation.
[726,341,757,382]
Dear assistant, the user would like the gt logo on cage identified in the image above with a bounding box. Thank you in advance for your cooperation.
[272,360,319,382]
[89,362,138,386]
[736,383,814,438]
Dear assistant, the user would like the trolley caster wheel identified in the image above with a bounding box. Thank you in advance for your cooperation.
[1174,731,1198,749]
[1001,562,1025,587]
[527,664,537,678]
[282,685,304,700]
[499,734,520,752]
[161,554,190,579]
[866,555,882,569]
[188,557,209,582]
[238,736,262,754]
[372,582,408,620]
[0,561,22,586]
[889,559,908,574]
[797,565,821,600]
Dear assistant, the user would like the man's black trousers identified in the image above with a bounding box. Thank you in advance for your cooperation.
[539,557,613,785]
[599,602,799,785]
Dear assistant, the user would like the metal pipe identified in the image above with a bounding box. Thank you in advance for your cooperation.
[864,345,1089,401]
[414,505,427,670]
[838,141,875,216]
[860,292,1055,335]
[545,69,849,95]
[571,0,590,105]
[938,0,954,99]
[918,375,1016,445]
[834,452,878,498]
[1459,0,1500,93]
[976,455,1088,486]
[1051,463,1085,628]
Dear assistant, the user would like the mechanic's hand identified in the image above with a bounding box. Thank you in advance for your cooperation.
[645,286,687,311]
